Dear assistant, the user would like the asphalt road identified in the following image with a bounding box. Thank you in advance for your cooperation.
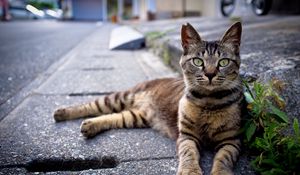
[0,20,98,105]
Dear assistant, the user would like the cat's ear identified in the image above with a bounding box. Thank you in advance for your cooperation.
[220,22,242,52]
[181,23,202,54]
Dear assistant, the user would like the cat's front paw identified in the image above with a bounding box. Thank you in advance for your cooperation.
[177,167,203,175]
[211,168,233,175]
[80,119,99,138]
[54,108,68,122]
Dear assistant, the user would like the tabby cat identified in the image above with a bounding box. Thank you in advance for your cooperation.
[54,22,243,175]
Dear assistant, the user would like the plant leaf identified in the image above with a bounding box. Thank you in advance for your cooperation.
[269,104,288,123]
[261,159,280,167]
[254,137,269,150]
[293,118,299,133]
[287,139,295,150]
[246,122,257,141]
[270,168,286,174]
[293,118,300,137]
[244,91,254,103]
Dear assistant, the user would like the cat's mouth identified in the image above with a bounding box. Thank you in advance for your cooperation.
[194,81,224,91]
[196,75,226,87]
[206,83,223,90]
[197,80,225,87]
[210,80,224,86]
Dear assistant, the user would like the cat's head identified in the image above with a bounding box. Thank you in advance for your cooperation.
[180,22,242,91]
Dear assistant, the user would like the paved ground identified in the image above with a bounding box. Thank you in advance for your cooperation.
[0,20,97,110]
[0,23,180,175]
[0,15,299,175]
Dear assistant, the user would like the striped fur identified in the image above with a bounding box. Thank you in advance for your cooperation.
[177,22,243,175]
[54,22,243,175]
[54,78,184,139]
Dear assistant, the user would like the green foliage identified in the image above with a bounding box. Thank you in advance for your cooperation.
[243,79,300,174]
[146,31,167,40]
[28,0,55,10]
[250,119,300,174]
[162,44,171,65]
[145,28,175,41]
[243,79,287,142]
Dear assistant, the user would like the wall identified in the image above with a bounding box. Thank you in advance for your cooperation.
[156,0,183,18]
[72,0,103,20]
[138,0,218,21]
[186,0,201,12]
[149,0,218,20]
[139,0,148,21]
[199,0,218,17]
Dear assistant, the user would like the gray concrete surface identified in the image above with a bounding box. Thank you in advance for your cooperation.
[0,21,98,120]
[0,24,182,174]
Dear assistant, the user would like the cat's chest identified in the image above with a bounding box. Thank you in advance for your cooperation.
[183,97,234,122]
[182,98,240,136]
[194,110,229,131]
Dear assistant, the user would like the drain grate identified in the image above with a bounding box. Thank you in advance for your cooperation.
[25,156,118,172]
[92,54,112,59]
[81,67,114,71]
[68,92,113,96]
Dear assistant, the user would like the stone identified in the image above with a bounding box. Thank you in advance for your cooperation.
[109,26,145,50]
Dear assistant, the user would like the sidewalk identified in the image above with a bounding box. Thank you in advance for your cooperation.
[0,24,180,174]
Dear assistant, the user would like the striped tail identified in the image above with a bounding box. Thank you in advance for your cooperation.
[53,90,135,122]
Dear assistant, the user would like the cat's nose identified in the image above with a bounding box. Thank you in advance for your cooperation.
[205,72,216,81]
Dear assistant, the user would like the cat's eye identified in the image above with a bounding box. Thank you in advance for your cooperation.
[219,58,230,67]
[192,58,204,67]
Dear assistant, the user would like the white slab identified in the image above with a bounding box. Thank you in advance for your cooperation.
[109,26,145,50]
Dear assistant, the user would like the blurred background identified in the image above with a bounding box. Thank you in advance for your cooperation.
[1,0,300,22]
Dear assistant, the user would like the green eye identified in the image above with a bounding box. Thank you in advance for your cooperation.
[192,58,204,67]
[219,58,230,67]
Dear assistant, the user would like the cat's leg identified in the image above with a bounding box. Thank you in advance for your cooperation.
[176,112,202,175]
[211,138,241,175]
[53,99,103,122]
[54,91,134,122]
[176,134,202,175]
[80,109,148,137]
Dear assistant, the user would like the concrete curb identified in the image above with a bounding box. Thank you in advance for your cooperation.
[109,26,145,50]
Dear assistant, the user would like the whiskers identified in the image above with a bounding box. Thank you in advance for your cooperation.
[195,75,206,84]
[213,76,225,86]
[196,77,205,81]
[216,76,225,81]
[195,75,204,80]
[186,74,242,91]
[223,78,243,91]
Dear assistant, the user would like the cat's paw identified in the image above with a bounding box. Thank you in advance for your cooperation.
[177,168,203,175]
[211,169,233,175]
[80,119,99,138]
[53,108,68,122]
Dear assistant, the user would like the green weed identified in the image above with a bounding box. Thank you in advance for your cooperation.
[145,28,175,41]
[243,79,300,174]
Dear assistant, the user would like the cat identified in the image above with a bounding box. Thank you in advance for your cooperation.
[54,22,243,175]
